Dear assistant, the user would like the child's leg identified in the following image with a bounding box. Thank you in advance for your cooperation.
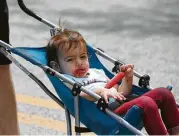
[114,95,168,135]
[143,88,179,135]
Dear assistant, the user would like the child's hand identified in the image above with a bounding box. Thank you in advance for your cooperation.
[120,64,134,78]
[100,88,126,103]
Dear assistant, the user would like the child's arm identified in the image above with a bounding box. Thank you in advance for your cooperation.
[64,82,125,103]
[113,64,134,96]
[80,87,113,102]
[80,64,134,102]
[117,76,133,96]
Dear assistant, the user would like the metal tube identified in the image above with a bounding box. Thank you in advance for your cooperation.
[94,47,142,78]
[64,106,72,135]
[94,47,117,63]
[74,96,80,135]
[0,47,64,108]
[0,40,13,50]
[105,109,144,135]
[41,18,58,28]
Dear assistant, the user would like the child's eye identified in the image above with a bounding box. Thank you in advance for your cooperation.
[66,58,74,62]
[80,55,87,59]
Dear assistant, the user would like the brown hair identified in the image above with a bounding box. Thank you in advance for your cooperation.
[46,29,87,67]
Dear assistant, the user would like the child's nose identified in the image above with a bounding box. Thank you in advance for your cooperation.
[76,58,82,66]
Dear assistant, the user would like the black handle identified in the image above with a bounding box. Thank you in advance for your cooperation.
[17,0,42,21]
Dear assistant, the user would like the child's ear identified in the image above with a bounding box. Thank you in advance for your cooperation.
[50,61,61,72]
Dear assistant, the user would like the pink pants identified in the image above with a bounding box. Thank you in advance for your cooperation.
[114,88,179,135]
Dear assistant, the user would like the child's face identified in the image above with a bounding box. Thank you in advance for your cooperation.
[57,45,89,78]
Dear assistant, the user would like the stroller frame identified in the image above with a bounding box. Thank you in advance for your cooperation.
[0,39,144,135]
[0,0,178,135]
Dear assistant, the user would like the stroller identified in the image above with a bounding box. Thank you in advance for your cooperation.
[0,0,177,135]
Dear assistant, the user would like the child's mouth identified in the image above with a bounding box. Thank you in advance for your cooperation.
[73,68,87,77]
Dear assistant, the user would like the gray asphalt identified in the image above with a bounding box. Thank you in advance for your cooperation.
[7,0,179,134]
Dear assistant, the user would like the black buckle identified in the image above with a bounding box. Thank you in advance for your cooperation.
[112,61,124,73]
[97,98,108,112]
[112,61,120,73]
[72,83,82,96]
[138,74,150,88]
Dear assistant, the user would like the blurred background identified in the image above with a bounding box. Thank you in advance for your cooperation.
[7,0,179,134]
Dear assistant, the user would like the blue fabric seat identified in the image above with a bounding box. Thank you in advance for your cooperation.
[12,44,149,135]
